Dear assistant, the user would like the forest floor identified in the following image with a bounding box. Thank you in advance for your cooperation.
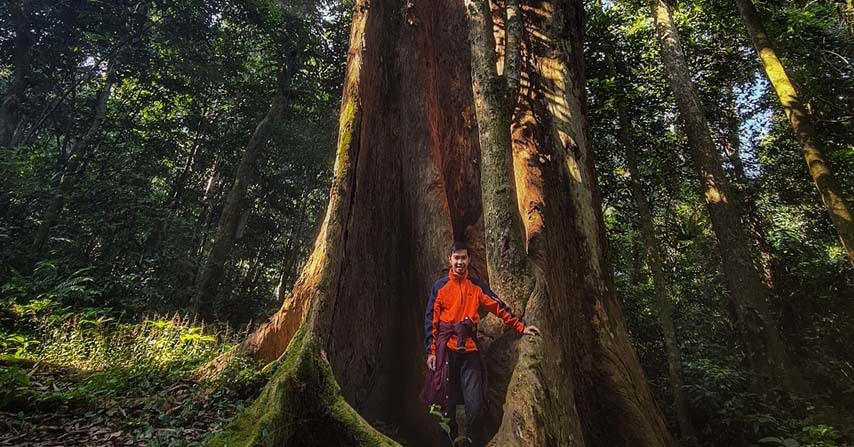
[0,358,255,446]
[0,306,267,446]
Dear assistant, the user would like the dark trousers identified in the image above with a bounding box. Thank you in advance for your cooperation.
[438,350,483,447]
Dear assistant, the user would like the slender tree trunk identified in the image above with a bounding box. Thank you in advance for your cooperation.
[736,0,854,267]
[273,264,289,304]
[209,1,673,445]
[274,237,297,303]
[0,0,33,147]
[191,159,221,265]
[193,87,287,317]
[238,246,263,297]
[629,241,645,285]
[650,0,809,396]
[607,51,698,444]
[719,90,749,185]
[30,63,117,254]
[624,137,698,447]
[170,110,214,211]
[139,110,216,265]
[721,92,779,291]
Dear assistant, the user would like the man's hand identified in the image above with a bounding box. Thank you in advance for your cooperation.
[427,354,436,371]
[523,325,541,337]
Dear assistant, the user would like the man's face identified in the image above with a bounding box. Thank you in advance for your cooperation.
[449,249,470,275]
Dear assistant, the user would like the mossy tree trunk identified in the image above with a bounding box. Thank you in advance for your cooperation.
[465,0,560,443]
[735,0,854,268]
[841,0,854,33]
[209,0,672,445]
[650,0,809,396]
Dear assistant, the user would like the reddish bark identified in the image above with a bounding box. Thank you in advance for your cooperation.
[211,1,672,445]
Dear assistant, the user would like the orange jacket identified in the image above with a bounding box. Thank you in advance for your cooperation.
[424,269,525,354]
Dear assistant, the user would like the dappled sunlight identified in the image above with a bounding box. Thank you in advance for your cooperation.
[702,173,728,205]
[11,310,239,374]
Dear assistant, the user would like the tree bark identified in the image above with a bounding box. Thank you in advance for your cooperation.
[30,63,117,254]
[193,85,287,317]
[464,0,554,444]
[209,1,673,445]
[650,0,808,396]
[0,0,33,147]
[735,0,854,268]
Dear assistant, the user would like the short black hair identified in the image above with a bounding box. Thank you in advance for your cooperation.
[448,241,469,256]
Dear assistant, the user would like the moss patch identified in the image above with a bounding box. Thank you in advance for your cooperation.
[206,325,398,447]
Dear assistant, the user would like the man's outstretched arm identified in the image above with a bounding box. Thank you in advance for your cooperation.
[472,281,540,335]
[474,279,540,336]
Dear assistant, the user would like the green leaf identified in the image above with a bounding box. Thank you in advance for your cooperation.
[439,421,450,434]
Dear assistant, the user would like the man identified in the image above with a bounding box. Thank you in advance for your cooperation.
[421,241,540,447]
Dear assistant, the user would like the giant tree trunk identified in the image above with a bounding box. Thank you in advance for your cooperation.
[30,63,117,254]
[209,1,672,445]
[735,0,854,268]
[194,88,286,316]
[0,0,33,147]
[650,0,808,396]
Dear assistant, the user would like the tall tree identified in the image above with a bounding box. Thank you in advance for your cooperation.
[649,0,808,396]
[30,63,117,254]
[209,0,673,445]
[735,0,854,267]
[719,89,779,291]
[0,0,33,146]
[606,49,697,444]
[193,65,290,316]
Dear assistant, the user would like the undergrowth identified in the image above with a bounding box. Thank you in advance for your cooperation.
[0,264,270,445]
